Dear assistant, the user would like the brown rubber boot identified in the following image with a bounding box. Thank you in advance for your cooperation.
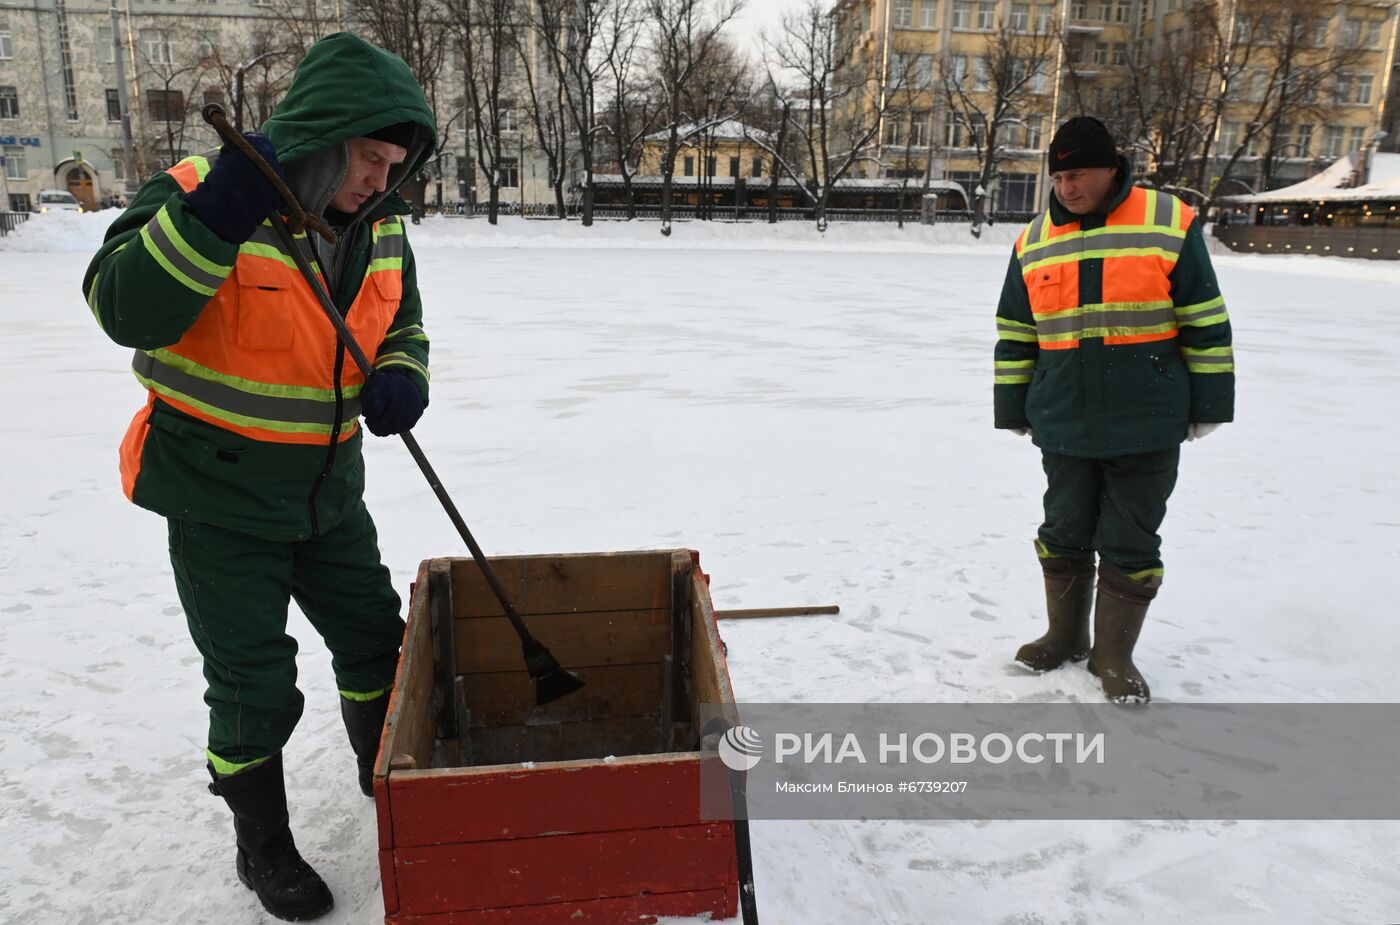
[1015,555,1095,672]
[1087,565,1157,703]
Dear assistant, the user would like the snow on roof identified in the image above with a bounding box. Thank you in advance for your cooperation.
[644,120,772,143]
[1219,152,1400,204]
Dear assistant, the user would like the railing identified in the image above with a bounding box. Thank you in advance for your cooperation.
[0,211,31,236]
[433,202,1036,226]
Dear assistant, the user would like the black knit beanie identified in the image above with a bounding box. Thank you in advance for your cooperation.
[363,121,418,149]
[1048,116,1118,171]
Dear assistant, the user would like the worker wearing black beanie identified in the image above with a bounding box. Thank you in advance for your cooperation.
[1047,116,1123,215]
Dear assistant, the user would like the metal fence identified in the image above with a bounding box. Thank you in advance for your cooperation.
[434,203,1037,226]
[0,211,31,236]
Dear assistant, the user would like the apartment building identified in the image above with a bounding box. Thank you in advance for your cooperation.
[829,0,1399,213]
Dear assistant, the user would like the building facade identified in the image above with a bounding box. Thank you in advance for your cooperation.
[829,0,1400,214]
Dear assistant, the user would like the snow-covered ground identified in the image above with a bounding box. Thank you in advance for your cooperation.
[3,211,1399,924]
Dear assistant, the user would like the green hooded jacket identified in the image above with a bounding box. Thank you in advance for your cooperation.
[82,33,438,541]
[993,157,1235,458]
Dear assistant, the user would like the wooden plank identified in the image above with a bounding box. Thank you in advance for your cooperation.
[378,847,399,918]
[454,608,670,674]
[393,823,736,914]
[689,570,739,733]
[462,663,663,728]
[380,560,436,778]
[717,604,841,619]
[448,550,672,618]
[429,561,456,743]
[384,887,733,924]
[467,716,662,767]
[386,754,705,847]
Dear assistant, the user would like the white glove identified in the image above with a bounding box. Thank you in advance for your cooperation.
[1011,427,1034,437]
[1187,422,1222,442]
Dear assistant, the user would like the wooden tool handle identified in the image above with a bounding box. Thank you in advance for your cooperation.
[715,605,841,620]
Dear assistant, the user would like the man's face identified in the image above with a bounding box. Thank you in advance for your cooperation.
[330,137,410,213]
[1050,166,1119,215]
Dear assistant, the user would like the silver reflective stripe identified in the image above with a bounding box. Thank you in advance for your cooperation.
[1183,353,1233,366]
[132,351,361,426]
[246,224,283,249]
[145,212,228,292]
[1176,304,1227,325]
[1024,230,1183,265]
[1153,189,1175,228]
[1035,306,1177,337]
[1022,212,1050,249]
[371,230,405,260]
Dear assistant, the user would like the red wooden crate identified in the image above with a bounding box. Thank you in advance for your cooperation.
[374,550,741,924]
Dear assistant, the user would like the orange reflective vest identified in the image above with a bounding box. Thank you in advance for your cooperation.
[1014,186,1194,350]
[126,153,405,451]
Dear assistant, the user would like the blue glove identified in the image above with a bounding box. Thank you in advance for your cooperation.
[360,369,426,437]
[182,133,285,244]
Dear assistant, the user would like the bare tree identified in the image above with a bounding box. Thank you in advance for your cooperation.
[940,14,1055,236]
[599,0,658,219]
[679,37,752,220]
[748,0,903,231]
[536,0,612,225]
[456,0,515,223]
[508,7,570,217]
[130,20,214,167]
[645,0,744,235]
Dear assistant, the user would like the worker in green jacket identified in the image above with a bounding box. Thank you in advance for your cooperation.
[82,34,437,921]
[995,117,1235,703]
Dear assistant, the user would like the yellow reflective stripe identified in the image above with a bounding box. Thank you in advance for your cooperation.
[1143,189,1157,229]
[142,222,218,297]
[367,257,403,274]
[386,324,428,342]
[1127,567,1164,582]
[150,348,349,402]
[375,352,429,380]
[207,750,271,776]
[158,205,233,278]
[1018,223,1188,257]
[188,156,212,182]
[1175,295,1229,328]
[1022,247,1180,275]
[1038,321,1178,344]
[995,360,1034,384]
[339,688,389,702]
[1181,346,1235,373]
[134,370,348,436]
[237,241,324,278]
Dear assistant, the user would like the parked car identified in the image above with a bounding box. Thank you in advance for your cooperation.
[36,189,83,213]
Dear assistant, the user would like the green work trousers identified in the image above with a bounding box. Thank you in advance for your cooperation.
[167,500,405,771]
[1036,447,1180,581]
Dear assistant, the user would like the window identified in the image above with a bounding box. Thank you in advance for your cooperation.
[146,88,184,122]
[909,110,930,147]
[683,155,694,176]
[1295,124,1313,158]
[919,0,938,28]
[0,85,17,120]
[946,112,985,147]
[728,155,739,177]
[1365,19,1382,49]
[947,54,968,86]
[9,193,31,212]
[111,147,126,181]
[196,29,218,60]
[1022,115,1043,148]
[894,0,913,27]
[884,114,905,146]
[1093,42,1109,65]
[1010,3,1029,31]
[499,159,519,187]
[1355,75,1374,105]
[1349,126,1367,153]
[1342,18,1362,47]
[0,28,11,60]
[1324,125,1344,158]
[751,156,763,178]
[1029,60,1049,94]
[952,0,971,29]
[1115,0,1130,23]
[1312,17,1330,47]
[3,145,24,179]
[499,108,518,132]
[706,155,716,177]
[977,1,995,30]
[140,28,173,66]
[97,26,116,64]
[914,53,935,88]
[973,56,990,90]
[1112,43,1127,66]
[1217,121,1242,154]
[1000,173,1037,212]
[106,88,121,122]
[1035,4,1053,32]
[1071,0,1086,19]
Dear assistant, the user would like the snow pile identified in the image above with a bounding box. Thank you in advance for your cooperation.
[0,208,122,252]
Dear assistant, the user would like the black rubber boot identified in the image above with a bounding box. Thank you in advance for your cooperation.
[1087,564,1156,703]
[340,694,390,798]
[207,753,334,922]
[1015,555,1095,672]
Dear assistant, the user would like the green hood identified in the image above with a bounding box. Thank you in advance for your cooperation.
[263,32,436,174]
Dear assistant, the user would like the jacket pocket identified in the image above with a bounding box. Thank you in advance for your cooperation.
[235,260,296,351]
[1025,263,1065,313]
